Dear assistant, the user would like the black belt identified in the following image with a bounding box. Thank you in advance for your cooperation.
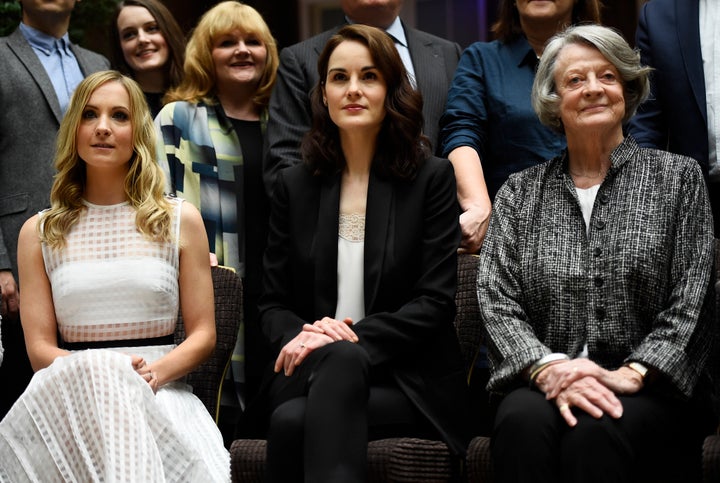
[62,334,175,350]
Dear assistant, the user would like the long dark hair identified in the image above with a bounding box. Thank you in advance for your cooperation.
[302,24,430,180]
[492,0,603,43]
[110,0,186,91]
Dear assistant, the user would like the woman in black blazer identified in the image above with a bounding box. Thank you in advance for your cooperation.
[259,24,470,482]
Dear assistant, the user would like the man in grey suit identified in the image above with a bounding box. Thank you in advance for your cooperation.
[263,0,461,194]
[0,0,109,418]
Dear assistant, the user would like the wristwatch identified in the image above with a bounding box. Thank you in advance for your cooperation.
[625,361,649,380]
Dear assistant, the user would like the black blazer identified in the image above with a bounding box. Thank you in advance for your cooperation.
[259,156,469,455]
[262,22,462,194]
[627,0,708,174]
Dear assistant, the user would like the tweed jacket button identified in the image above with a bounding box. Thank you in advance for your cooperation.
[593,247,602,257]
[599,193,610,204]
[595,306,606,319]
[594,277,603,287]
[595,220,606,230]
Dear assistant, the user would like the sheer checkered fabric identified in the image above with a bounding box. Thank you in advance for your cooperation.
[0,199,229,482]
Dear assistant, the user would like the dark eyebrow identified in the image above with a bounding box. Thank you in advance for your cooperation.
[328,65,376,74]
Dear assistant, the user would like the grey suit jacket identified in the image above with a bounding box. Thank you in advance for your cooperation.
[263,22,461,194]
[0,28,109,274]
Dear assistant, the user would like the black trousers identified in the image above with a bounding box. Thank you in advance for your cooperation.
[265,341,428,483]
[491,386,713,483]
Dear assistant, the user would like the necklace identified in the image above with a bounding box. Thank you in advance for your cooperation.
[568,166,607,179]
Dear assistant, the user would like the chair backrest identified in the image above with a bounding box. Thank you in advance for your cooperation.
[455,253,483,378]
[174,265,243,421]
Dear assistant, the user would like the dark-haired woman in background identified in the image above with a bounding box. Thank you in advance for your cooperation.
[111,0,186,117]
[258,23,469,482]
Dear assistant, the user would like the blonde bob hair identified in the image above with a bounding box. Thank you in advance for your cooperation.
[164,1,278,108]
[42,70,173,249]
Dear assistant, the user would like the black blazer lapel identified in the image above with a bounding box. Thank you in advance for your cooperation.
[8,28,63,124]
[364,171,393,313]
[313,174,341,318]
[676,0,706,124]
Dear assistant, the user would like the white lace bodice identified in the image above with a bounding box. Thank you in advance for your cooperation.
[41,199,181,344]
[335,213,365,323]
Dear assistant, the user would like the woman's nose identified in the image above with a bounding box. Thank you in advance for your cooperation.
[95,118,110,135]
[347,77,361,97]
[235,41,250,54]
[584,75,602,95]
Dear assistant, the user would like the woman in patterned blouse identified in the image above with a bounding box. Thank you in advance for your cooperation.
[478,25,716,483]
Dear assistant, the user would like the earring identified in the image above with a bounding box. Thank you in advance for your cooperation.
[323,98,327,106]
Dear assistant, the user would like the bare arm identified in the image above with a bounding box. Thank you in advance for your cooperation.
[447,146,492,253]
[18,215,69,371]
[144,202,216,387]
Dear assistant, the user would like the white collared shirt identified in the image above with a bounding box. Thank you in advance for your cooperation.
[700,0,720,181]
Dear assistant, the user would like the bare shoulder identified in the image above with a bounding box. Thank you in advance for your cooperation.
[18,214,40,245]
[179,200,203,228]
[177,200,209,252]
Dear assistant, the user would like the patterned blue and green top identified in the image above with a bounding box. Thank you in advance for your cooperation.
[155,100,267,276]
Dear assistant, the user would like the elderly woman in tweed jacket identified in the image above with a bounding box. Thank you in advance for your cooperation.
[477,25,716,483]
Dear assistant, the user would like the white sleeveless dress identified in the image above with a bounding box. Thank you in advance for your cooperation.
[0,199,229,482]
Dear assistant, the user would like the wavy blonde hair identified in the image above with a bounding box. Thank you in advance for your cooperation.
[42,70,173,249]
[164,1,278,108]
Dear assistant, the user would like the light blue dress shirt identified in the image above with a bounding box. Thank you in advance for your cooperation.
[19,23,84,113]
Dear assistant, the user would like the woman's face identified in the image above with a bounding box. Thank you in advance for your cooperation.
[76,81,134,171]
[516,0,574,27]
[322,40,387,136]
[554,42,625,137]
[117,5,169,76]
[211,29,267,91]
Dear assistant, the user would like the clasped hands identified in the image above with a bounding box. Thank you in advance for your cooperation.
[274,316,358,376]
[534,359,644,427]
[131,355,159,393]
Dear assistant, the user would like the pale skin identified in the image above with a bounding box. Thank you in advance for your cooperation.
[0,0,79,319]
[449,0,574,253]
[17,80,215,393]
[117,5,169,93]
[275,40,385,376]
[530,42,644,426]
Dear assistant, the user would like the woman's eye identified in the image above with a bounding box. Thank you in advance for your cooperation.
[146,24,159,33]
[331,73,347,82]
[363,72,378,81]
[112,111,129,121]
[82,110,97,119]
[121,31,136,41]
[246,38,261,46]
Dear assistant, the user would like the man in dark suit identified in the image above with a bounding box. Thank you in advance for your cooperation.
[627,0,720,232]
[263,0,462,194]
[0,0,109,418]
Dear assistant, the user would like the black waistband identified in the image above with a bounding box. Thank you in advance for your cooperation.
[61,334,175,351]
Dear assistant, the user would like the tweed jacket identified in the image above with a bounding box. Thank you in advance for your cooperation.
[262,21,461,194]
[155,100,268,275]
[0,28,108,274]
[477,136,715,398]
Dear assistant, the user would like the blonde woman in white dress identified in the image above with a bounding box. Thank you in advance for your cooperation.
[0,71,229,482]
